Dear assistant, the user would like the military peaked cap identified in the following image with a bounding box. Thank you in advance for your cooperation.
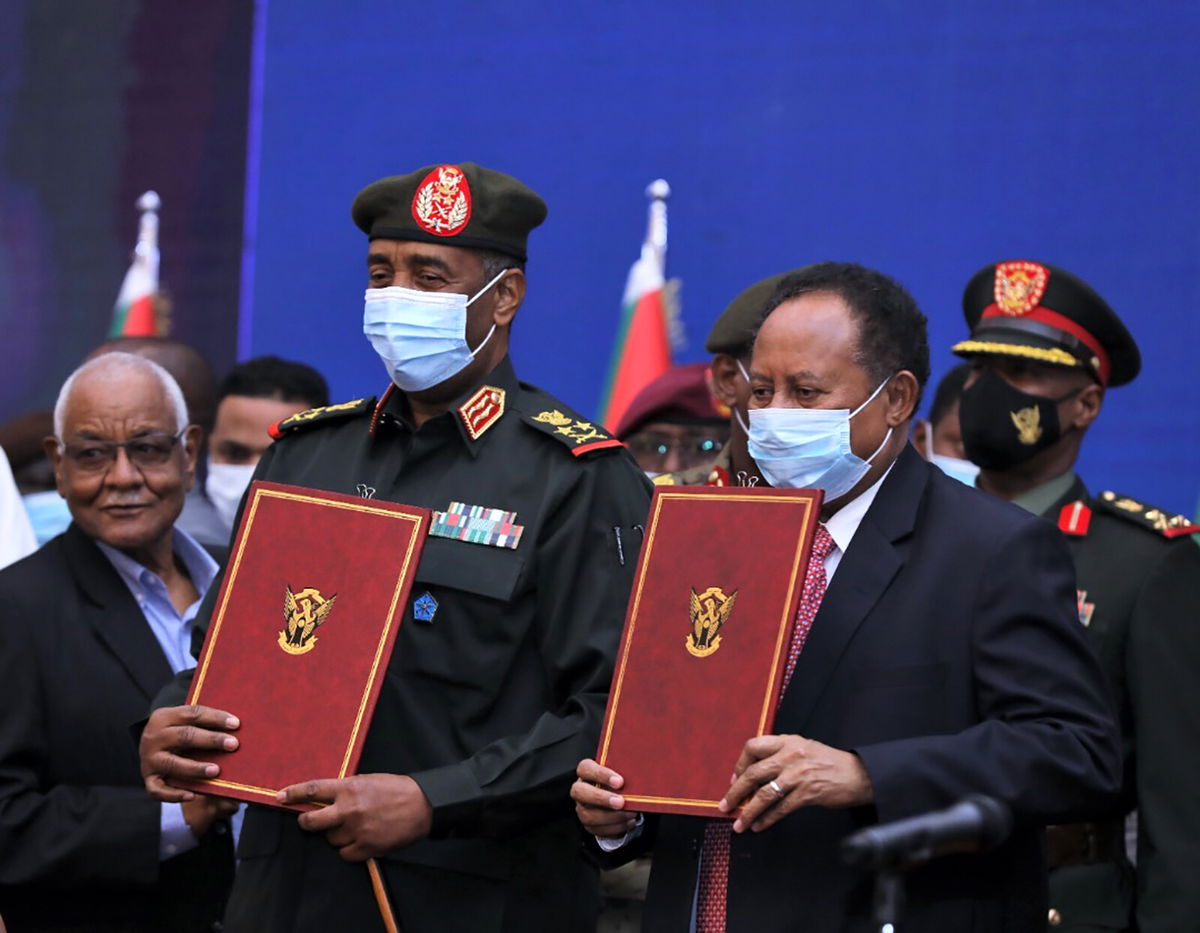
[705,269,808,356]
[952,260,1140,387]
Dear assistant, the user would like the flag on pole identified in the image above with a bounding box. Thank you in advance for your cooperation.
[109,191,162,337]
[597,179,675,432]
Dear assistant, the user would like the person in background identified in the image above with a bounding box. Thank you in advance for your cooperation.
[0,352,234,932]
[20,338,221,547]
[616,362,728,479]
[651,273,807,489]
[204,355,329,535]
[952,259,1200,933]
[0,448,35,569]
[910,362,978,486]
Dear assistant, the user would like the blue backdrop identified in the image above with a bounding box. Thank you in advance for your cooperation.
[246,0,1200,511]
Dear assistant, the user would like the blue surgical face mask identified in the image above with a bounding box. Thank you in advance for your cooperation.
[747,377,893,499]
[923,431,980,487]
[362,268,508,392]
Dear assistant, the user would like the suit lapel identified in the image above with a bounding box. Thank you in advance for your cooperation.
[776,445,929,731]
[65,523,173,699]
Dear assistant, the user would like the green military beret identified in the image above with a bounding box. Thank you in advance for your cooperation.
[952,260,1141,387]
[351,163,548,262]
[705,269,805,356]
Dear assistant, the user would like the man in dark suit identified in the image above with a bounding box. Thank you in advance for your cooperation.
[574,262,1121,932]
[952,260,1200,932]
[0,352,234,932]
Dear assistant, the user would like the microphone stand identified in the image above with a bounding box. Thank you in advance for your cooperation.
[872,868,904,933]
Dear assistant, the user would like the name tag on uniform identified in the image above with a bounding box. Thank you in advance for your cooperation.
[430,501,524,550]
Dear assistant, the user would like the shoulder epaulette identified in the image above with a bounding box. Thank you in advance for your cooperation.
[1095,491,1200,539]
[522,408,625,458]
[269,397,374,439]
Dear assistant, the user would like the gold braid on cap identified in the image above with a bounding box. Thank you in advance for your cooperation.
[950,340,1080,368]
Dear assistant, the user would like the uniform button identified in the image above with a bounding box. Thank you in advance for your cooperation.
[1048,908,1062,926]
[214,823,228,835]
[165,843,178,856]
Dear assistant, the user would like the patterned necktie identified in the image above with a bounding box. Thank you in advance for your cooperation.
[695,522,837,933]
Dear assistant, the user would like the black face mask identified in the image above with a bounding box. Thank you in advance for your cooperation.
[959,369,1079,470]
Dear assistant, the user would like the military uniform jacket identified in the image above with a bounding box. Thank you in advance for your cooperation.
[194,357,651,933]
[1042,478,1200,933]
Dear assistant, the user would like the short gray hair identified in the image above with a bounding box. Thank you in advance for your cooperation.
[54,351,190,439]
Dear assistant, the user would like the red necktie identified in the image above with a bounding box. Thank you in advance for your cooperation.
[695,523,836,933]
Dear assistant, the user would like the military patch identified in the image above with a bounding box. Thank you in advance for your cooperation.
[413,592,438,623]
[1076,589,1095,627]
[458,385,505,440]
[994,261,1049,316]
[269,397,373,439]
[430,501,524,549]
[1057,500,1092,537]
[527,409,625,457]
[412,164,472,238]
[1097,491,1200,538]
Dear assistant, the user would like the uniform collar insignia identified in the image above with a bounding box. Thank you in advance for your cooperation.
[458,385,506,441]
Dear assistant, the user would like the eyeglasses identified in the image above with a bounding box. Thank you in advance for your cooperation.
[627,435,725,470]
[60,429,187,473]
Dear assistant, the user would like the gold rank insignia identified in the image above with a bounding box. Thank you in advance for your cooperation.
[1010,405,1042,445]
[271,397,373,439]
[687,586,738,658]
[279,585,337,655]
[530,409,625,457]
[1099,491,1200,538]
[458,385,505,440]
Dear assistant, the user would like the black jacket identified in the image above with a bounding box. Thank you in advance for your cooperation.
[0,523,233,933]
[616,447,1121,932]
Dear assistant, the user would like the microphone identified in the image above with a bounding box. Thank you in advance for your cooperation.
[841,795,1012,870]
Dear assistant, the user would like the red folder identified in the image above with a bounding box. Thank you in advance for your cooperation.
[171,481,429,810]
[596,485,823,817]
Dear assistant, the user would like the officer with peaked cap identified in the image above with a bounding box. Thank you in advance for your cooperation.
[138,163,651,932]
[952,259,1200,933]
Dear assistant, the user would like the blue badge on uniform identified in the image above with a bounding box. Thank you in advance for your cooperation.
[413,592,438,623]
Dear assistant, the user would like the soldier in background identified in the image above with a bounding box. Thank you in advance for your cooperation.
[952,259,1200,932]
[649,273,804,488]
[910,361,978,486]
[615,362,728,479]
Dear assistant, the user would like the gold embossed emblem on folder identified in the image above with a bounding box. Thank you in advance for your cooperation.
[687,586,738,658]
[279,586,337,655]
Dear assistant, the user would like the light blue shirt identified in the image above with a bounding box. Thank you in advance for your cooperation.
[95,528,225,860]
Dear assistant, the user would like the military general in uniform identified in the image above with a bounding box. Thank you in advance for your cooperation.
[138,163,651,932]
[952,259,1200,933]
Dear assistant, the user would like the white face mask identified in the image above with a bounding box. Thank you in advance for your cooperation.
[205,462,257,529]
[747,377,893,499]
[362,268,507,392]
[924,431,980,486]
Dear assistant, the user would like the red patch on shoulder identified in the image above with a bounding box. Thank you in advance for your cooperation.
[411,165,472,237]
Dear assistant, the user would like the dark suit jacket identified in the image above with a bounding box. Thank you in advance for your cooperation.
[0,523,232,933]
[619,447,1121,932]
